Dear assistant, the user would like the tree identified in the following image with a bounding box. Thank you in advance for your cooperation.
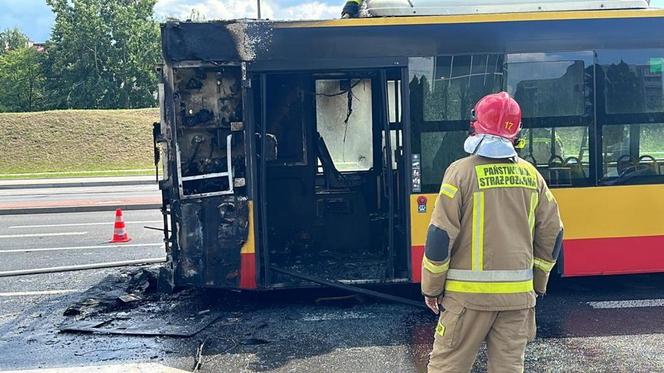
[44,0,160,109]
[0,47,45,112]
[0,28,30,55]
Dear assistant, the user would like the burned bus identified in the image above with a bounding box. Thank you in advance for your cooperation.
[155,3,664,290]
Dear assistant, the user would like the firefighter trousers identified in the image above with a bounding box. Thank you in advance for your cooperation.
[427,297,536,373]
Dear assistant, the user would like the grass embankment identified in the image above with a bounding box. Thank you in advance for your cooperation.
[0,109,159,179]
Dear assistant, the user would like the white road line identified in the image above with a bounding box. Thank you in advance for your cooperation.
[0,232,87,239]
[9,221,162,229]
[0,243,163,254]
[1,363,189,373]
[300,311,374,322]
[587,299,664,309]
[0,169,152,177]
[0,289,81,297]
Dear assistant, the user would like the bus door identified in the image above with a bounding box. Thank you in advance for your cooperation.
[256,68,409,286]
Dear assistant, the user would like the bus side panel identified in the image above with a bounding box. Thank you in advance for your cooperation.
[410,194,435,282]
[239,201,257,289]
[411,185,664,279]
[554,185,664,276]
[563,235,664,276]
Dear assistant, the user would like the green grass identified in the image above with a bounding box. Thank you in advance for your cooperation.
[0,108,158,179]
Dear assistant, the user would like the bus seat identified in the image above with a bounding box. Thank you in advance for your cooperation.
[564,156,586,181]
[616,155,636,176]
[639,155,658,175]
[547,155,572,186]
[316,132,346,189]
[316,132,363,189]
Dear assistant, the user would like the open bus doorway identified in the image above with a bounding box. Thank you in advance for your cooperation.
[256,70,409,287]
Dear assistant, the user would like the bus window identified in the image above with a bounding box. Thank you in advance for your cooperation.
[420,130,467,187]
[598,49,664,183]
[388,80,401,124]
[315,79,373,172]
[517,126,590,186]
[506,57,587,117]
[409,54,503,192]
[601,123,664,179]
[419,55,504,122]
[506,52,593,187]
[601,50,664,114]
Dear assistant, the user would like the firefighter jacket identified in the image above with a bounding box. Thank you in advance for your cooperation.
[421,155,563,311]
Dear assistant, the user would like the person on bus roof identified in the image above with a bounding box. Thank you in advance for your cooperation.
[341,0,362,18]
[421,92,563,372]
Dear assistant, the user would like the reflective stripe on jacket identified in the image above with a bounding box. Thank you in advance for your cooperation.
[421,155,563,311]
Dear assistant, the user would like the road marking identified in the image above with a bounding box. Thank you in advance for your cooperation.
[301,311,374,322]
[587,299,664,309]
[0,169,152,177]
[0,243,163,254]
[0,232,87,239]
[1,363,188,373]
[9,221,162,229]
[94,200,123,205]
[0,289,80,297]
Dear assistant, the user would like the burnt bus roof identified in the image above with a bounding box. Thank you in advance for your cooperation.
[161,9,664,65]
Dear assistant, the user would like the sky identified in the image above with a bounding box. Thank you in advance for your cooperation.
[2,0,664,42]
[0,0,340,42]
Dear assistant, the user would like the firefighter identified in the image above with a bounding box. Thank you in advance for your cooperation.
[421,92,563,372]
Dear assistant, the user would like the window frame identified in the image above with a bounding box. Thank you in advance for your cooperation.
[409,51,596,192]
[596,48,664,186]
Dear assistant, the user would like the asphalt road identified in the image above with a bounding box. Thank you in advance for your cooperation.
[0,209,166,337]
[0,184,160,212]
[0,210,166,272]
[1,211,664,372]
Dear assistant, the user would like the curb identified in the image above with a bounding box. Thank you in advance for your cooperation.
[0,179,157,190]
[0,204,162,216]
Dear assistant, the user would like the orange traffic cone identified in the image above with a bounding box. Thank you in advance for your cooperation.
[109,208,131,243]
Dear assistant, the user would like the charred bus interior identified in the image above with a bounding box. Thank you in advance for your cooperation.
[256,70,410,286]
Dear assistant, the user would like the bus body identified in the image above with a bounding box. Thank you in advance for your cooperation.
[156,8,664,289]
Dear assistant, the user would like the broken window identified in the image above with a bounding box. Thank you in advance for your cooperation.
[315,79,374,172]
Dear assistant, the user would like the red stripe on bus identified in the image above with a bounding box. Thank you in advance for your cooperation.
[564,235,664,276]
[411,245,424,283]
[239,252,257,289]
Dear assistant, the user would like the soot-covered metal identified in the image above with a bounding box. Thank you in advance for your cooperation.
[161,15,664,66]
[157,48,251,289]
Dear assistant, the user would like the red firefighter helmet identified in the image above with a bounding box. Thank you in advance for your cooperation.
[471,92,522,141]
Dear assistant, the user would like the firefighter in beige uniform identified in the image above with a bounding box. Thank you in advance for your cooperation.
[422,92,564,372]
